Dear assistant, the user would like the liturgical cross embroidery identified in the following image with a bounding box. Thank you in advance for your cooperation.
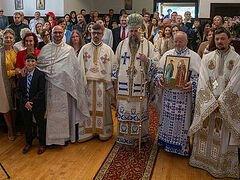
[121,52,130,65]
[100,54,110,64]
[83,52,91,62]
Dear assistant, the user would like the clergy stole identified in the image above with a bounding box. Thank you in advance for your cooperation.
[83,43,113,134]
[116,39,150,140]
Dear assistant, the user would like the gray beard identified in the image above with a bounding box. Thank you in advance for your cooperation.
[129,36,140,56]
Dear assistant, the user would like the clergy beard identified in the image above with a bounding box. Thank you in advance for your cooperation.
[216,46,225,50]
[129,35,140,56]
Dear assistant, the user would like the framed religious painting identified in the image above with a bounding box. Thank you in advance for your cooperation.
[125,0,132,10]
[36,0,45,10]
[163,55,190,89]
[15,0,24,10]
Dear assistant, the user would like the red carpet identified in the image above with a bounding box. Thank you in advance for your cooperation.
[94,105,159,180]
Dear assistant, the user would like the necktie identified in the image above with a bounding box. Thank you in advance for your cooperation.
[27,73,32,98]
[122,27,125,40]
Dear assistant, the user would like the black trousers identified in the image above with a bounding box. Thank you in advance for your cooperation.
[22,110,46,146]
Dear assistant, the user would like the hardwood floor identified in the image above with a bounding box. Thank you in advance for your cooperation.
[0,117,236,180]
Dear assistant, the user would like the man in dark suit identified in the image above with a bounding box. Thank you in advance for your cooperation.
[112,14,128,52]
[18,53,46,155]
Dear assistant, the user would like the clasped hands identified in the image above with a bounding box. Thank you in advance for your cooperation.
[158,78,192,92]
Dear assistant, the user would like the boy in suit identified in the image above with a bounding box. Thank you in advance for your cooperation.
[18,53,46,154]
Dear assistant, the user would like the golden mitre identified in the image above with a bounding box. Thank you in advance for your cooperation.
[127,13,143,29]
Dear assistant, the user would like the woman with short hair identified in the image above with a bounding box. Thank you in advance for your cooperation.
[0,28,17,140]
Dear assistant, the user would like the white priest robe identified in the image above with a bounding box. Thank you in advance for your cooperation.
[78,42,115,141]
[155,48,201,156]
[189,49,240,178]
[113,37,156,145]
[37,41,90,145]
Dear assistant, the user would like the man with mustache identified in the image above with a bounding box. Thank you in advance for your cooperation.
[78,23,115,142]
[156,31,201,156]
[113,13,156,145]
[189,27,240,179]
[37,25,89,146]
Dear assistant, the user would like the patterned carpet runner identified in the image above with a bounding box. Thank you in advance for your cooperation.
[94,105,159,180]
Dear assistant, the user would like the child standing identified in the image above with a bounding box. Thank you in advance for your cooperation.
[18,53,46,154]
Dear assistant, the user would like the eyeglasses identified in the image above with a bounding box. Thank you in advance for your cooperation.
[0,11,3,12]
[53,31,63,34]
[91,31,103,35]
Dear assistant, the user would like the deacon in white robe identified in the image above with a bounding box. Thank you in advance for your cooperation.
[37,26,89,145]
[113,14,156,145]
[189,27,240,179]
[155,31,201,156]
[78,23,115,142]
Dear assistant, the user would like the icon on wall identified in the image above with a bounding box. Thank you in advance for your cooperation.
[15,0,24,10]
[125,0,132,10]
[36,0,45,10]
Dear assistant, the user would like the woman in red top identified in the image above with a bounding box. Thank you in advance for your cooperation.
[15,32,41,75]
[45,12,57,30]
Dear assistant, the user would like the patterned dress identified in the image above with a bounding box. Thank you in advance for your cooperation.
[155,48,201,156]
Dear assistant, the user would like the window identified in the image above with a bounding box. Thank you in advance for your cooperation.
[157,3,196,18]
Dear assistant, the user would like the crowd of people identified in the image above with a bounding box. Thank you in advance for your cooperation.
[0,7,240,179]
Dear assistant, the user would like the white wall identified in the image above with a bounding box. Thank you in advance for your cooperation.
[63,0,153,15]
[199,0,240,18]
[2,0,239,19]
[1,0,64,16]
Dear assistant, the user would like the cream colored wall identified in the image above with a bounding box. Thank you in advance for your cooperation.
[1,0,64,16]
[199,0,239,18]
[2,0,239,18]
[63,0,153,15]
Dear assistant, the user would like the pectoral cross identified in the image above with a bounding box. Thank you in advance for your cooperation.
[48,66,55,75]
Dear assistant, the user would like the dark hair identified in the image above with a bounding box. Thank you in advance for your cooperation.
[70,11,76,17]
[92,23,105,32]
[144,12,151,16]
[215,26,231,38]
[80,9,86,13]
[35,22,43,34]
[120,9,127,16]
[57,18,66,25]
[64,14,70,21]
[162,25,172,38]
[84,22,94,37]
[172,24,182,31]
[40,28,51,39]
[22,32,38,48]
[25,53,37,61]
[96,17,104,22]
